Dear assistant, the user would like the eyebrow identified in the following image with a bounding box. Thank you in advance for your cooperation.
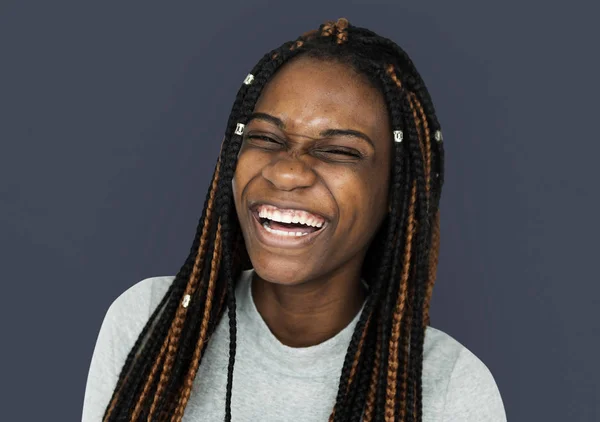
[248,112,375,148]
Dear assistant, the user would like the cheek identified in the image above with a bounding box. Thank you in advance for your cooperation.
[330,167,389,229]
[233,150,255,189]
[232,152,250,211]
[232,149,269,205]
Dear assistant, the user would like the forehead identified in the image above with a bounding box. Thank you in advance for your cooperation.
[252,56,390,138]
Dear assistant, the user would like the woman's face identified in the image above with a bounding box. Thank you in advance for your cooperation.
[232,56,392,285]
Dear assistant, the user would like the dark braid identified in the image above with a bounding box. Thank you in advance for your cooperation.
[158,226,220,418]
[330,51,406,421]
[343,66,400,422]
[367,65,411,422]
[379,74,426,421]
[102,156,220,420]
[102,17,445,422]
[348,321,379,422]
[211,42,308,422]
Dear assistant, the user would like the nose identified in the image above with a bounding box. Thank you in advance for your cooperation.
[261,155,317,191]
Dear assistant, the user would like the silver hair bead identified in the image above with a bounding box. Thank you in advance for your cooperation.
[243,74,254,85]
[435,130,443,142]
[182,294,191,308]
[235,123,245,135]
[393,130,403,143]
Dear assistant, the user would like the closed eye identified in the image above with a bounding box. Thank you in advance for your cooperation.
[313,146,365,161]
[247,135,279,143]
[245,135,283,150]
[322,149,362,157]
[246,135,363,160]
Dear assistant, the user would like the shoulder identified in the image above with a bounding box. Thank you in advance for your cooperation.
[99,275,176,358]
[92,274,176,359]
[82,276,175,421]
[423,326,507,421]
[104,275,175,324]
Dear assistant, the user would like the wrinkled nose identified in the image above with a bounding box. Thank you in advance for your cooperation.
[261,157,317,191]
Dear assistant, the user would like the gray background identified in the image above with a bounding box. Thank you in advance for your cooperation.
[1,1,598,420]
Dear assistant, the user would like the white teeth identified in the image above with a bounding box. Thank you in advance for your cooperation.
[256,204,325,228]
[262,222,309,236]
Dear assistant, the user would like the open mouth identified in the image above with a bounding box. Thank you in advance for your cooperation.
[251,203,327,238]
[259,217,323,236]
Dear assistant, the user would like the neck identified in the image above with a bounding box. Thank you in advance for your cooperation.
[251,268,367,348]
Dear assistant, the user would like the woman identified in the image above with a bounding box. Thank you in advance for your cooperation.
[82,18,506,422]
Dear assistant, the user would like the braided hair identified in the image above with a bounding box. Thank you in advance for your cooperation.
[102,18,445,422]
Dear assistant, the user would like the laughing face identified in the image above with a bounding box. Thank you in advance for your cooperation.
[232,56,392,286]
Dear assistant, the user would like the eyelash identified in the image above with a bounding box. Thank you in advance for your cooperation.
[246,135,363,158]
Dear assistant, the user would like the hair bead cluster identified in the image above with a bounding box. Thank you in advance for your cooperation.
[102,18,445,422]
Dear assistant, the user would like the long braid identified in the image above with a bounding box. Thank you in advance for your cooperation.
[212,40,309,422]
[423,211,440,327]
[379,60,430,422]
[385,179,417,421]
[347,313,372,390]
[398,273,416,421]
[390,69,430,422]
[369,63,418,422]
[409,95,440,328]
[102,18,445,422]
[103,157,221,421]
[102,287,172,420]
[329,311,373,422]
[409,93,431,194]
[159,242,218,419]
[321,22,393,422]
[404,145,431,422]
[348,317,379,422]
[142,159,225,420]
[137,160,222,420]
[107,243,200,419]
[340,85,411,420]
[393,153,414,422]
[171,220,223,420]
[406,91,436,422]
[157,161,225,419]
[374,65,413,422]
[362,323,382,422]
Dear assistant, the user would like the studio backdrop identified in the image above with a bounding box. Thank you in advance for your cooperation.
[1,1,598,420]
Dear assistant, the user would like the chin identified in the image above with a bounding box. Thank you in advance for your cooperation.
[250,257,313,286]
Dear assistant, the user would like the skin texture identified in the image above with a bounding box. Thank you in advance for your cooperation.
[232,56,392,347]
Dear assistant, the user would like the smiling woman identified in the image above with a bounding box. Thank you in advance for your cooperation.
[82,18,507,422]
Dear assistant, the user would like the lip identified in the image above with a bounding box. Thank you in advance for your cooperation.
[248,201,330,249]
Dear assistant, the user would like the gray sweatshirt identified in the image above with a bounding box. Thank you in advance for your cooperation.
[82,269,507,421]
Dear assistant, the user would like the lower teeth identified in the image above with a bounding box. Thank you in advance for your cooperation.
[262,222,310,237]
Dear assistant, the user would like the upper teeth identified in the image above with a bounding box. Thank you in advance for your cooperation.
[257,205,325,228]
